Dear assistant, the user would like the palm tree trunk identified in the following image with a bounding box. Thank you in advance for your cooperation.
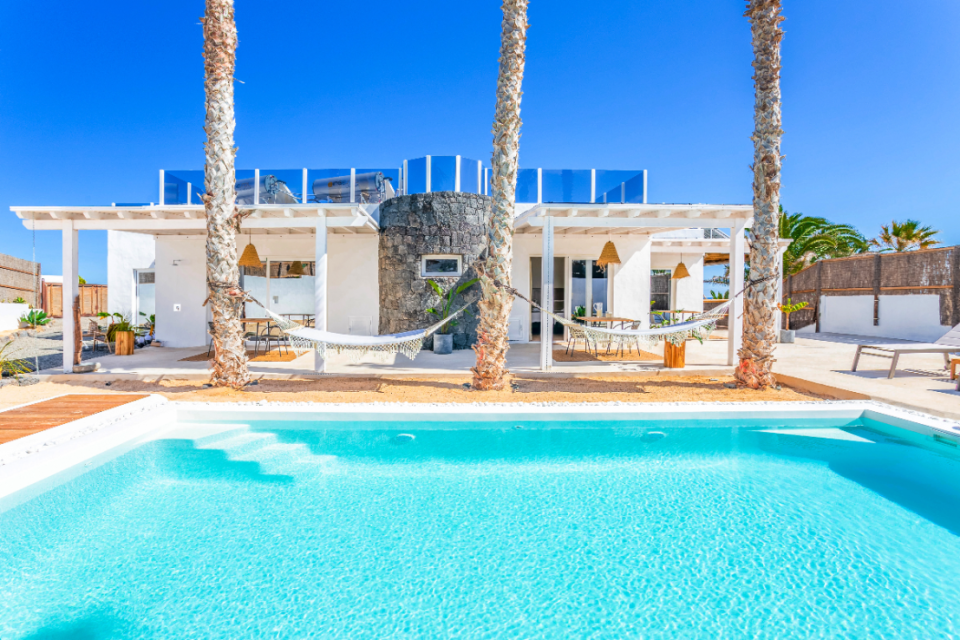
[202,0,250,389]
[472,0,529,391]
[736,0,784,390]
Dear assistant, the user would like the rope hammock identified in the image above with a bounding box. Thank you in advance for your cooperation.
[245,296,471,362]
[493,280,732,351]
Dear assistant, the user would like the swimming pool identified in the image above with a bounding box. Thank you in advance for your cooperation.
[1,401,959,638]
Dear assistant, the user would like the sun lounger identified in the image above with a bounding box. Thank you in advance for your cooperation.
[851,323,960,379]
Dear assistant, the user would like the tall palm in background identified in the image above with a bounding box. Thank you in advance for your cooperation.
[472,0,529,391]
[779,207,868,275]
[202,0,250,389]
[870,219,941,252]
[736,0,784,390]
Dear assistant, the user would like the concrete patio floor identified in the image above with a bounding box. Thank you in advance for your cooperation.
[37,332,960,419]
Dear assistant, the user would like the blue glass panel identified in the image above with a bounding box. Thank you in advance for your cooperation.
[541,169,591,203]
[596,170,644,204]
[623,172,646,203]
[406,157,427,195]
[516,168,538,203]
[458,158,483,194]
[431,156,456,192]
[258,170,304,205]
[308,169,353,203]
[233,170,256,204]
[164,170,205,204]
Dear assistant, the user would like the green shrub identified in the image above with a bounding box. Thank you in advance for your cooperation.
[20,309,50,328]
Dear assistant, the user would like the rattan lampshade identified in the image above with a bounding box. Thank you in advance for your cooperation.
[596,241,621,269]
[238,240,262,269]
[287,260,305,277]
[672,254,691,280]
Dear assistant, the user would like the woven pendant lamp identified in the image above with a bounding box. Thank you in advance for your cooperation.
[287,260,305,277]
[672,253,691,280]
[238,231,262,269]
[596,241,621,269]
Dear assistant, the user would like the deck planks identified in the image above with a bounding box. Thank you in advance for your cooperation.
[0,394,149,445]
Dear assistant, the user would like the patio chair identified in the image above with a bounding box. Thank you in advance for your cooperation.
[87,319,112,354]
[255,324,289,357]
[851,323,960,379]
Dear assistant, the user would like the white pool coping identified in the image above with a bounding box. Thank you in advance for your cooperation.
[1,397,958,513]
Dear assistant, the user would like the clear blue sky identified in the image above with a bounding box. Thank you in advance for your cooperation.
[1,0,957,285]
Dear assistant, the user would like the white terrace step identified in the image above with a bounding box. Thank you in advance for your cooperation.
[196,431,279,457]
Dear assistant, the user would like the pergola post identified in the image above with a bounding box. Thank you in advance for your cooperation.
[728,221,746,366]
[314,213,327,373]
[539,216,554,371]
[62,219,78,373]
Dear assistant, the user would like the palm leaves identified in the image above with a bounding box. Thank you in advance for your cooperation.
[869,219,941,252]
[779,208,868,275]
[426,279,478,335]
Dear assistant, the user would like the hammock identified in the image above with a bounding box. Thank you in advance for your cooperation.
[249,299,470,361]
[496,281,731,351]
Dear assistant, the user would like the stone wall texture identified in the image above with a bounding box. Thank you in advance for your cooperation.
[379,192,492,350]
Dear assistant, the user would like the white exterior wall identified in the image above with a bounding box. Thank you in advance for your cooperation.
[651,252,705,313]
[107,230,155,316]
[511,234,654,341]
[151,234,379,348]
[819,294,948,343]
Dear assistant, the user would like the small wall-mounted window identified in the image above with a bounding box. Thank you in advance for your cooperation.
[421,255,463,277]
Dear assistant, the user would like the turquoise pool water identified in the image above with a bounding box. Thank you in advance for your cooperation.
[2,417,960,639]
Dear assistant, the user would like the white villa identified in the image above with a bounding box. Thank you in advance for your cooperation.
[11,156,788,375]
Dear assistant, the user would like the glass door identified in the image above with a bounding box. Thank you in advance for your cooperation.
[529,257,566,342]
[571,260,609,319]
[135,269,155,323]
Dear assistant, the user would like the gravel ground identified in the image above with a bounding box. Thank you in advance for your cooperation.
[3,319,108,373]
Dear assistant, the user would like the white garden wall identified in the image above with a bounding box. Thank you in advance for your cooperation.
[818,294,948,343]
[0,303,29,331]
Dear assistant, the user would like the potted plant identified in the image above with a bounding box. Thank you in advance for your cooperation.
[426,278,478,354]
[19,309,51,330]
[139,312,156,342]
[778,298,809,343]
[100,313,136,355]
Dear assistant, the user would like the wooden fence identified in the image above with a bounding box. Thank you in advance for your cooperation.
[782,246,959,330]
[42,283,109,318]
[0,254,41,307]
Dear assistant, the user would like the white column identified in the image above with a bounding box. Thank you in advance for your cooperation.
[612,236,651,328]
[62,220,78,373]
[403,160,408,194]
[642,170,648,204]
[349,168,356,203]
[302,168,308,204]
[187,182,192,205]
[537,168,543,203]
[159,170,165,206]
[454,155,461,192]
[254,168,260,205]
[590,169,596,203]
[540,216,555,371]
[728,221,747,366]
[314,213,328,373]
[425,156,432,193]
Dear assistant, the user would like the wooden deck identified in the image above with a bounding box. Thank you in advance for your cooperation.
[0,394,149,445]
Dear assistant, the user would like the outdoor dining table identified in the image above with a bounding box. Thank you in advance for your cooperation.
[575,316,637,329]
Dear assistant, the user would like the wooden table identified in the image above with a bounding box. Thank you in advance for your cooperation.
[576,316,636,329]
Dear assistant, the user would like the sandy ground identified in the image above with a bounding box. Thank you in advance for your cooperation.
[0,374,822,410]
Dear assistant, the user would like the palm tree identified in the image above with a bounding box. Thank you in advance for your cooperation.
[779,207,868,275]
[870,219,941,252]
[202,0,250,389]
[472,0,529,391]
[735,0,784,391]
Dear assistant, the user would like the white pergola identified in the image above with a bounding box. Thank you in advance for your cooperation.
[514,203,778,370]
[13,203,377,373]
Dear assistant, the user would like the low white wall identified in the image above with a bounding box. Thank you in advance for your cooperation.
[819,294,948,342]
[153,233,380,348]
[108,231,156,316]
[0,303,29,331]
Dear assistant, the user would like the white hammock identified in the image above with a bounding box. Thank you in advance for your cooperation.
[500,282,731,350]
[252,303,469,361]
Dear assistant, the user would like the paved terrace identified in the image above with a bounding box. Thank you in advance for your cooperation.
[33,332,960,420]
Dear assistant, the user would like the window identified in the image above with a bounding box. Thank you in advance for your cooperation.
[421,255,462,277]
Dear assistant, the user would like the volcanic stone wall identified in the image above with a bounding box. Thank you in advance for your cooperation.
[378,192,492,350]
